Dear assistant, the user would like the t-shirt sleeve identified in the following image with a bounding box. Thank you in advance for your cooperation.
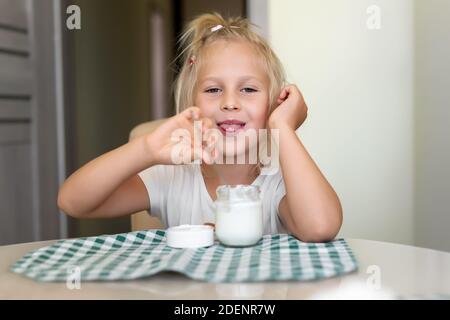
[137,165,169,221]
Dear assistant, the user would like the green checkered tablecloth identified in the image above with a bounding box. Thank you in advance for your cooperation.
[11,230,358,283]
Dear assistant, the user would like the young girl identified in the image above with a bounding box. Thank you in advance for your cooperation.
[57,13,342,242]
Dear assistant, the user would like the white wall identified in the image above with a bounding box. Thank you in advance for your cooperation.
[415,0,450,252]
[266,0,415,244]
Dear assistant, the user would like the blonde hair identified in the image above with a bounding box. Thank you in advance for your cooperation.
[173,12,286,114]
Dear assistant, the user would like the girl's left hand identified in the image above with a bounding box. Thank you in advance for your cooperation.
[268,84,308,130]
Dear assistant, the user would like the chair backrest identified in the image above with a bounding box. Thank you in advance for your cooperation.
[129,118,167,231]
[128,118,167,141]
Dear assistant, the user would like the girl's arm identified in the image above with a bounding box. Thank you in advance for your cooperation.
[57,135,156,218]
[269,85,343,242]
[275,125,343,242]
[58,107,212,218]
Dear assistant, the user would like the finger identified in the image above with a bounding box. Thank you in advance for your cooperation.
[200,117,214,132]
[183,106,201,121]
[192,146,203,163]
[276,90,288,106]
[282,86,293,98]
[179,112,201,138]
[287,84,302,98]
[202,149,213,165]
[202,145,220,165]
[192,117,203,138]
[276,94,287,105]
[173,142,191,165]
[203,127,221,147]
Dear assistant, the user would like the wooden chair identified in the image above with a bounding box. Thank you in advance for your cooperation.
[129,119,166,231]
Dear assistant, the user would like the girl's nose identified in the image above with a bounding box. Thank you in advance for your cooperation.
[220,104,240,112]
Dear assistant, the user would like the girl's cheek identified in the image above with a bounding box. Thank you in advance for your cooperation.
[251,115,268,129]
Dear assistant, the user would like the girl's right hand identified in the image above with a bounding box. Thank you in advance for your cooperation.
[145,107,214,165]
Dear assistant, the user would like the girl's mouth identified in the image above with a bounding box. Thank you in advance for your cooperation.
[216,119,247,136]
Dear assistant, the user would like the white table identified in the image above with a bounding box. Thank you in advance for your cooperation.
[1,238,449,299]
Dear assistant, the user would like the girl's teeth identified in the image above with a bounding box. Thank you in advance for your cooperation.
[221,124,244,132]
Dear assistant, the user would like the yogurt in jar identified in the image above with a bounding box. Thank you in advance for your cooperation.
[214,185,263,247]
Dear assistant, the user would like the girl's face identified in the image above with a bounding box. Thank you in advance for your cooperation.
[194,40,270,158]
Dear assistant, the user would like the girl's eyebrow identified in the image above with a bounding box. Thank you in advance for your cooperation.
[201,76,263,85]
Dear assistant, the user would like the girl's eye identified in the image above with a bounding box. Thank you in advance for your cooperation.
[204,87,257,94]
[205,88,221,93]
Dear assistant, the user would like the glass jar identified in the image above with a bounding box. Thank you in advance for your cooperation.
[214,185,263,246]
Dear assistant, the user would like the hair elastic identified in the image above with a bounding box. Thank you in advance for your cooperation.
[210,24,240,32]
[211,24,224,32]
[188,55,196,66]
[187,24,241,67]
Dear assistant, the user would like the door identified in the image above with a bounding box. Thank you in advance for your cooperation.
[0,0,63,245]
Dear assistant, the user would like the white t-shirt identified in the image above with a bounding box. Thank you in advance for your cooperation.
[137,164,288,234]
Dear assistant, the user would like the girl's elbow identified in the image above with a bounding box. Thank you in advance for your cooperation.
[292,215,342,243]
[57,192,73,217]
[57,189,83,218]
[57,188,67,212]
[293,227,337,243]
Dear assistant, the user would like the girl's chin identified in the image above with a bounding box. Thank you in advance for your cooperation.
[215,139,259,161]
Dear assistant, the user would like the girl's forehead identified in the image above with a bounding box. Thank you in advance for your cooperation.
[199,40,267,81]
[202,39,260,62]
[204,39,256,53]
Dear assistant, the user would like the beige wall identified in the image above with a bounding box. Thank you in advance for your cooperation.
[414,0,450,252]
[266,0,415,245]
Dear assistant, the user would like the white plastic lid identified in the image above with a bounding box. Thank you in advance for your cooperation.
[166,224,214,248]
